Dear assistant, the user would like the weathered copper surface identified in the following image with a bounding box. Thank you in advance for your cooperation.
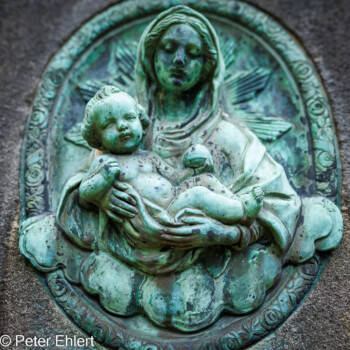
[19,1,343,348]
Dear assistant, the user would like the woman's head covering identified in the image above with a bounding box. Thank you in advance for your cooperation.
[135,5,225,159]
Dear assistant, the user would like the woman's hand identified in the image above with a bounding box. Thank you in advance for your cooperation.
[97,180,138,223]
[159,213,241,249]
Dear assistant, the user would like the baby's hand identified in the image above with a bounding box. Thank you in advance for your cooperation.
[98,157,121,184]
[183,138,214,175]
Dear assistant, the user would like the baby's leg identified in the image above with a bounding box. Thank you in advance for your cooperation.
[196,175,265,222]
[170,173,264,224]
[176,173,235,199]
[168,186,245,224]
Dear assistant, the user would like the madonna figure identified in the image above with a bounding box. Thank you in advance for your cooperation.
[20,5,342,333]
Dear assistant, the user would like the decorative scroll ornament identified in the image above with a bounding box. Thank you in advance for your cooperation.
[19,1,343,349]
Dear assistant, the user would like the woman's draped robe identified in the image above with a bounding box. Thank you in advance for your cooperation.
[19,5,342,332]
[56,116,301,275]
[51,114,302,330]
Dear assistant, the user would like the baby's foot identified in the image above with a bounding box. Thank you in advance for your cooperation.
[242,186,264,223]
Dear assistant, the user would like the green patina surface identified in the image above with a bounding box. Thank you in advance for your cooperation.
[19,1,343,349]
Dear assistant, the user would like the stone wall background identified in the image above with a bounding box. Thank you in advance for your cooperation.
[0,0,349,349]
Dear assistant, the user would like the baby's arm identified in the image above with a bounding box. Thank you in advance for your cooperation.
[150,154,194,186]
[183,139,214,175]
[150,140,215,186]
[79,155,120,205]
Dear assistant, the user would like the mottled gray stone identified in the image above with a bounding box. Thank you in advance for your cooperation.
[0,0,349,349]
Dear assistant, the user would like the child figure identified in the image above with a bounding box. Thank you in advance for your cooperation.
[79,86,263,246]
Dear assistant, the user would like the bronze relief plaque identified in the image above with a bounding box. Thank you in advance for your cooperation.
[19,1,343,349]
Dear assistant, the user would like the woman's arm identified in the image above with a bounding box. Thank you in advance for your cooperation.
[157,215,240,249]
[160,218,263,250]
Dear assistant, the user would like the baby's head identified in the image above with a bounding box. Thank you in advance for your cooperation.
[82,85,149,154]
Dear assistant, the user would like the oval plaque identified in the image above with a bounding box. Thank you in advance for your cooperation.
[19,1,343,349]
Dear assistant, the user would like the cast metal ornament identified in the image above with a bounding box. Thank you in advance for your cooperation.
[19,1,343,349]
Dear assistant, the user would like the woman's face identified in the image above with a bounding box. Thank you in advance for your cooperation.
[154,24,204,93]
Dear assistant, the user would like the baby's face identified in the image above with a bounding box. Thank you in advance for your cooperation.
[95,94,143,154]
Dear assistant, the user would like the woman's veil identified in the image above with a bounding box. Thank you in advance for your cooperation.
[135,5,225,159]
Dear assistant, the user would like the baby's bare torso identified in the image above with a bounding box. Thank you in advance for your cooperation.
[112,153,176,208]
